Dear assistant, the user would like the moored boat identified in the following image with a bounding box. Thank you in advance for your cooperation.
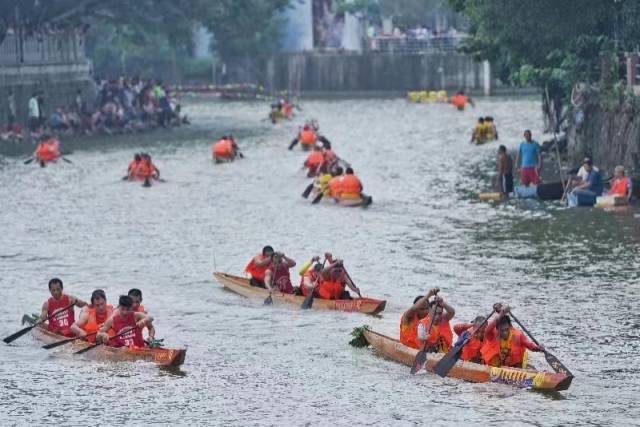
[361,328,572,392]
[30,323,186,367]
[213,272,386,315]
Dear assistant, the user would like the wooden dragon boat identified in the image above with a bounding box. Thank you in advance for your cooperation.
[30,323,186,367]
[213,272,386,315]
[363,329,572,392]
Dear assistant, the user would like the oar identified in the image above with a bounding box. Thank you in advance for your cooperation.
[343,269,361,298]
[311,192,324,204]
[61,157,73,164]
[24,157,35,165]
[301,260,326,309]
[3,302,76,344]
[264,259,279,306]
[302,182,314,198]
[509,311,573,377]
[433,310,494,378]
[121,175,130,181]
[410,302,439,374]
[42,331,98,349]
[73,327,134,355]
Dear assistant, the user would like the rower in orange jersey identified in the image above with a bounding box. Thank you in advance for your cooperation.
[97,295,153,348]
[481,304,543,368]
[304,145,325,177]
[453,315,490,363]
[127,153,142,177]
[132,153,160,181]
[417,295,455,353]
[128,288,156,341]
[245,245,275,288]
[400,288,440,350]
[264,252,297,294]
[449,90,474,111]
[213,135,240,162]
[289,124,318,151]
[34,135,61,167]
[70,289,114,343]
[337,167,364,199]
[316,253,361,300]
[39,278,88,337]
[298,255,322,296]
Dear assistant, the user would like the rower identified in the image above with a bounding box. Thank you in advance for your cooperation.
[34,135,61,166]
[289,124,318,150]
[471,117,486,144]
[338,167,364,200]
[127,153,142,178]
[304,146,325,177]
[212,135,238,162]
[481,304,543,368]
[485,116,498,140]
[39,278,87,337]
[453,315,490,363]
[245,245,275,288]
[264,252,296,294]
[317,254,361,300]
[298,255,322,296]
[417,295,455,353]
[96,295,153,348]
[327,166,344,198]
[70,289,114,342]
[400,288,439,350]
[134,153,160,180]
[450,90,474,111]
[128,288,156,341]
[321,141,338,173]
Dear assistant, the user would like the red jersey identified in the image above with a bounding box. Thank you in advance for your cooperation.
[111,311,145,348]
[47,294,75,337]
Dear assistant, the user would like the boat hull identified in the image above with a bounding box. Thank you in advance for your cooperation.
[363,329,572,392]
[31,325,186,367]
[213,272,386,315]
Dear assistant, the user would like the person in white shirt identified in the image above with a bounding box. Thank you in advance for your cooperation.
[28,93,40,132]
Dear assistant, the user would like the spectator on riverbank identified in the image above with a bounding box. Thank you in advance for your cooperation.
[6,90,16,126]
[606,165,633,202]
[515,130,542,186]
[28,93,40,133]
[568,158,603,207]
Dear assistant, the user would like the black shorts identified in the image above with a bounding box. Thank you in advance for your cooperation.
[501,173,514,194]
[249,277,266,288]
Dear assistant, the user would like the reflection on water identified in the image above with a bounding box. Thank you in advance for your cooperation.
[0,97,638,425]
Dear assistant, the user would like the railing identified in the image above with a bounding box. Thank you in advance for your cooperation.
[366,35,467,54]
[0,31,86,66]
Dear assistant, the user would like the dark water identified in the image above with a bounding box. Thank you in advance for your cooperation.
[1,97,638,426]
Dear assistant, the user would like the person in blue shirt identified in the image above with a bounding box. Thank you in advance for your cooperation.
[515,130,542,186]
[568,158,603,207]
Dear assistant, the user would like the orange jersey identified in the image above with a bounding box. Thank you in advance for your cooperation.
[400,314,421,350]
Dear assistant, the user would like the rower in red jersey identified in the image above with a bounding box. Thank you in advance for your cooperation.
[39,278,87,337]
[97,295,153,348]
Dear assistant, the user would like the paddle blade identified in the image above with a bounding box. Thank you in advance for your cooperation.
[264,294,273,306]
[42,337,77,350]
[143,178,152,187]
[544,351,573,377]
[311,193,323,204]
[302,183,314,199]
[61,157,73,164]
[74,343,99,355]
[23,157,35,165]
[410,349,428,374]
[301,294,314,310]
[433,345,463,377]
[3,325,35,344]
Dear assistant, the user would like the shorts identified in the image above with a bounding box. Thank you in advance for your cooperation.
[501,173,514,195]
[520,167,540,186]
[249,277,266,288]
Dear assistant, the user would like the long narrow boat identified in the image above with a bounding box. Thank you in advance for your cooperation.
[213,272,386,315]
[30,323,186,367]
[363,329,572,392]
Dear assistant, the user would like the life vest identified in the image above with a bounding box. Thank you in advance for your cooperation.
[36,140,61,162]
[271,263,294,294]
[453,323,483,362]
[451,94,468,110]
[399,314,421,350]
[305,151,324,169]
[317,277,345,300]
[134,160,157,180]
[418,314,453,352]
[83,304,114,342]
[245,254,270,281]
[128,160,140,173]
[213,139,234,158]
[328,176,343,197]
[47,294,75,337]
[300,129,317,147]
[111,311,145,348]
[300,269,320,297]
[485,124,496,140]
[609,177,631,197]
[323,149,338,166]
[481,326,527,368]
[340,174,362,199]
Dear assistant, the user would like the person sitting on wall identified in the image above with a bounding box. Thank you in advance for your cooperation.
[568,158,603,207]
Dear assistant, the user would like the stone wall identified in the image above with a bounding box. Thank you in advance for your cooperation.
[265,51,489,94]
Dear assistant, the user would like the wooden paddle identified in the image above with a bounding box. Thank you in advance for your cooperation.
[410,298,439,374]
[24,157,35,165]
[311,192,324,204]
[343,269,361,298]
[42,331,98,349]
[509,311,573,377]
[61,157,73,164]
[302,182,314,198]
[433,310,494,378]
[264,258,279,306]
[3,302,76,344]
[73,327,135,355]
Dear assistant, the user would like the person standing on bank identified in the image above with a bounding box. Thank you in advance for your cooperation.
[496,145,514,197]
[6,90,16,127]
[28,92,40,134]
[515,130,542,186]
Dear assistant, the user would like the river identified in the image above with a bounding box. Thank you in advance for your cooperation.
[1,97,638,426]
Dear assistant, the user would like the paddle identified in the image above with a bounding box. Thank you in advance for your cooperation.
[301,259,326,309]
[24,157,35,165]
[433,310,495,378]
[311,192,324,204]
[410,294,439,374]
[343,269,361,299]
[3,302,76,344]
[74,327,135,355]
[42,331,98,350]
[509,311,573,377]
[302,182,314,198]
[61,157,73,164]
[264,258,279,306]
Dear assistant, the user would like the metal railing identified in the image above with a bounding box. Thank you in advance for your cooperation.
[367,35,466,54]
[0,31,86,66]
